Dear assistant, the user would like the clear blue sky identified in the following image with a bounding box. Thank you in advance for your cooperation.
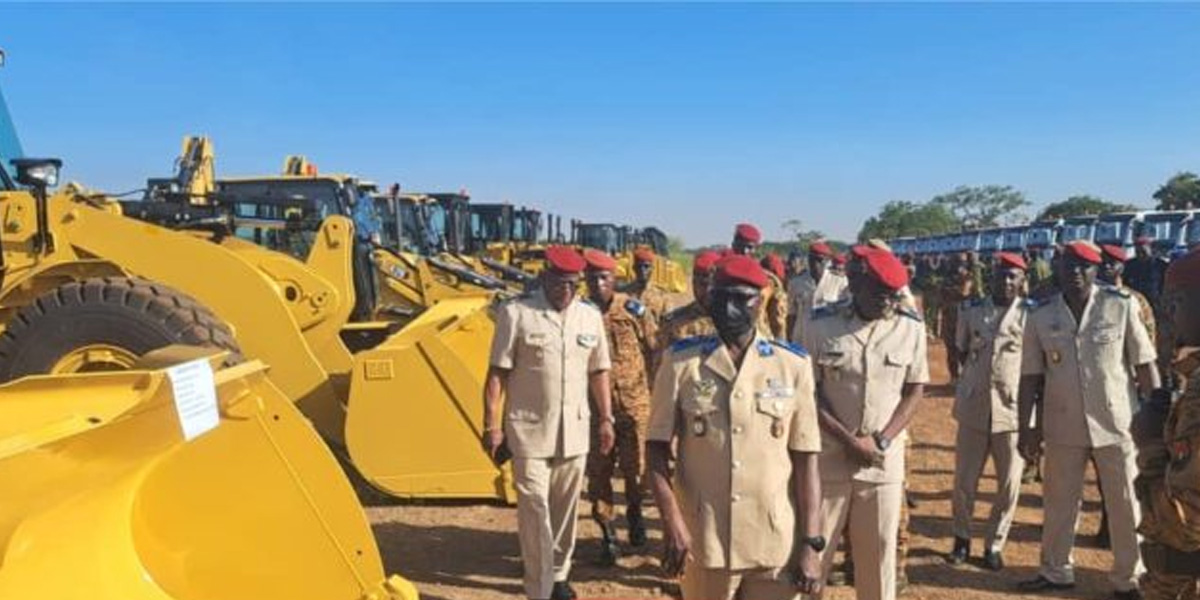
[2,3,1199,245]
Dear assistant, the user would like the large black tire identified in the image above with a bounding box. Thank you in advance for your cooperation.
[0,276,241,381]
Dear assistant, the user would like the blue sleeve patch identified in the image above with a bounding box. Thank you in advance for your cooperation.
[670,335,718,354]
[770,339,809,358]
[756,339,775,357]
[624,298,646,317]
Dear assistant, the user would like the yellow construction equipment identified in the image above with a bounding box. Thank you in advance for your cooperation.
[571,220,688,293]
[0,345,418,600]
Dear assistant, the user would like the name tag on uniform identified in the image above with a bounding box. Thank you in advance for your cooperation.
[577,334,599,348]
[754,378,794,400]
[526,332,547,345]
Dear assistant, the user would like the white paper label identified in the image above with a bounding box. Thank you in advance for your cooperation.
[167,359,220,441]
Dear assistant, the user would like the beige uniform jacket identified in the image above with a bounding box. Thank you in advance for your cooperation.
[787,271,849,342]
[1021,285,1156,448]
[804,301,930,484]
[648,333,821,570]
[490,290,612,458]
[954,297,1028,434]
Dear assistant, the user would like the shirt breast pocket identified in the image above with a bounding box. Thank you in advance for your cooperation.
[754,391,795,440]
[679,386,720,438]
[521,331,554,368]
[816,343,853,382]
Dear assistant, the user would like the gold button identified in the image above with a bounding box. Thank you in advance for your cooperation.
[731,494,741,502]
[733,460,742,469]
[732,425,743,434]
[733,391,743,400]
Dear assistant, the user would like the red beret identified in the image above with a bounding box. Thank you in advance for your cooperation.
[849,244,872,259]
[1063,241,1102,265]
[693,250,721,273]
[713,254,769,289]
[1100,244,1127,262]
[761,253,786,280]
[582,248,617,272]
[1166,248,1200,291]
[633,247,656,263]
[734,223,762,244]
[832,253,847,266]
[809,241,833,257]
[862,249,909,291]
[544,245,586,273]
[995,252,1028,271]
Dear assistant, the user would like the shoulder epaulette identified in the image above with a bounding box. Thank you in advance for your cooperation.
[1021,297,1042,309]
[670,335,719,355]
[578,298,601,312]
[624,298,646,317]
[770,339,809,358]
[898,306,923,322]
[811,299,849,320]
[1101,284,1131,298]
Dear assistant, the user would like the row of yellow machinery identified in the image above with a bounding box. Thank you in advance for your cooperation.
[0,48,687,600]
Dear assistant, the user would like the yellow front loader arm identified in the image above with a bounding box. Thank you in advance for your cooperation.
[0,347,418,600]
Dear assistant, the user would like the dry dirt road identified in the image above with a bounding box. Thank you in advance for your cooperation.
[367,341,1119,600]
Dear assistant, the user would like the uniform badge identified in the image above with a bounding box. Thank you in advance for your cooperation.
[692,415,708,437]
[771,418,785,439]
[577,334,599,348]
[1049,350,1062,364]
[696,379,718,401]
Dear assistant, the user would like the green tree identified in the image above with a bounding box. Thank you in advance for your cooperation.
[857,200,959,241]
[1152,172,1200,210]
[1035,195,1139,221]
[780,219,826,247]
[931,185,1029,229]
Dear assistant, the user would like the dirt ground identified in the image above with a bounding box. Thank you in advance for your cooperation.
[368,341,1119,600]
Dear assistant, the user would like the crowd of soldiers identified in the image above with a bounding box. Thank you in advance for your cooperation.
[481,223,1200,600]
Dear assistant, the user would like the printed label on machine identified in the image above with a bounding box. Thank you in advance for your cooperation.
[167,359,220,441]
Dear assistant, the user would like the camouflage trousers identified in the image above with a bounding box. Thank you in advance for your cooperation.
[1141,571,1199,600]
[587,402,649,524]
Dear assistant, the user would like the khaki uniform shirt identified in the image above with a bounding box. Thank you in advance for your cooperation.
[1021,285,1157,449]
[954,297,1028,434]
[599,292,657,412]
[648,333,821,570]
[805,301,930,484]
[653,302,716,376]
[489,290,612,458]
[787,271,849,343]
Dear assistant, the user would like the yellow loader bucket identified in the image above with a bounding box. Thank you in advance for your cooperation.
[345,296,515,503]
[0,347,418,600]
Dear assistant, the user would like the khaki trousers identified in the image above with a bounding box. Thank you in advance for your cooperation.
[817,479,904,600]
[952,427,1024,553]
[681,566,798,600]
[514,455,586,600]
[1041,441,1143,591]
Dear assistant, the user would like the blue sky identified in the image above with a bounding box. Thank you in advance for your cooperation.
[1,3,1198,245]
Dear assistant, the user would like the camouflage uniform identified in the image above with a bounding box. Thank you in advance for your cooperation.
[623,281,671,324]
[1137,348,1200,600]
[588,292,657,524]
[1129,286,1158,345]
[652,301,716,377]
[757,271,789,340]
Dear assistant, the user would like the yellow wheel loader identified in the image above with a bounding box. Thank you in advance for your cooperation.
[0,346,418,600]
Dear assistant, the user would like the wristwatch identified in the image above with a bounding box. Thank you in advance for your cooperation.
[800,535,826,552]
[873,431,891,452]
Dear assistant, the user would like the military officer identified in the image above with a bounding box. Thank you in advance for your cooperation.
[788,241,849,345]
[647,254,824,600]
[483,245,616,600]
[582,249,657,566]
[760,252,790,340]
[654,249,721,374]
[1017,241,1160,600]
[623,247,671,323]
[1100,244,1158,344]
[731,223,762,257]
[947,252,1030,571]
[805,246,929,600]
[1134,248,1200,600]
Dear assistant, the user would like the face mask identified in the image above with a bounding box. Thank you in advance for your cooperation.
[709,288,758,340]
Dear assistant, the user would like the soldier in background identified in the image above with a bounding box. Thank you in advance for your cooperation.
[787,241,849,346]
[1134,248,1200,600]
[582,249,657,567]
[1101,244,1158,344]
[623,247,671,323]
[654,250,721,374]
[947,252,1030,572]
[942,252,984,381]
[1125,238,1165,305]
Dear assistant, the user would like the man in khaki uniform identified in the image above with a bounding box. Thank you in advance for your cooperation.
[947,252,1030,571]
[581,249,657,566]
[1017,241,1160,600]
[647,254,825,600]
[622,247,671,323]
[788,241,849,345]
[483,245,616,600]
[805,246,928,600]
[654,249,721,374]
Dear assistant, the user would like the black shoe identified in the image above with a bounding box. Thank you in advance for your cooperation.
[1113,589,1142,600]
[982,550,1005,571]
[1018,576,1075,592]
[550,581,577,600]
[946,536,970,566]
[906,493,919,509]
[627,505,647,548]
[595,521,619,567]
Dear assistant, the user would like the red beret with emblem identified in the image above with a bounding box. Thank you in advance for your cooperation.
[733,223,762,244]
[994,252,1028,271]
[1063,240,1102,265]
[1100,244,1128,262]
[582,248,617,272]
[809,241,833,257]
[862,248,909,291]
[544,245,586,274]
[1166,248,1200,291]
[633,247,656,263]
[761,253,786,280]
[693,250,721,274]
[713,254,769,289]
